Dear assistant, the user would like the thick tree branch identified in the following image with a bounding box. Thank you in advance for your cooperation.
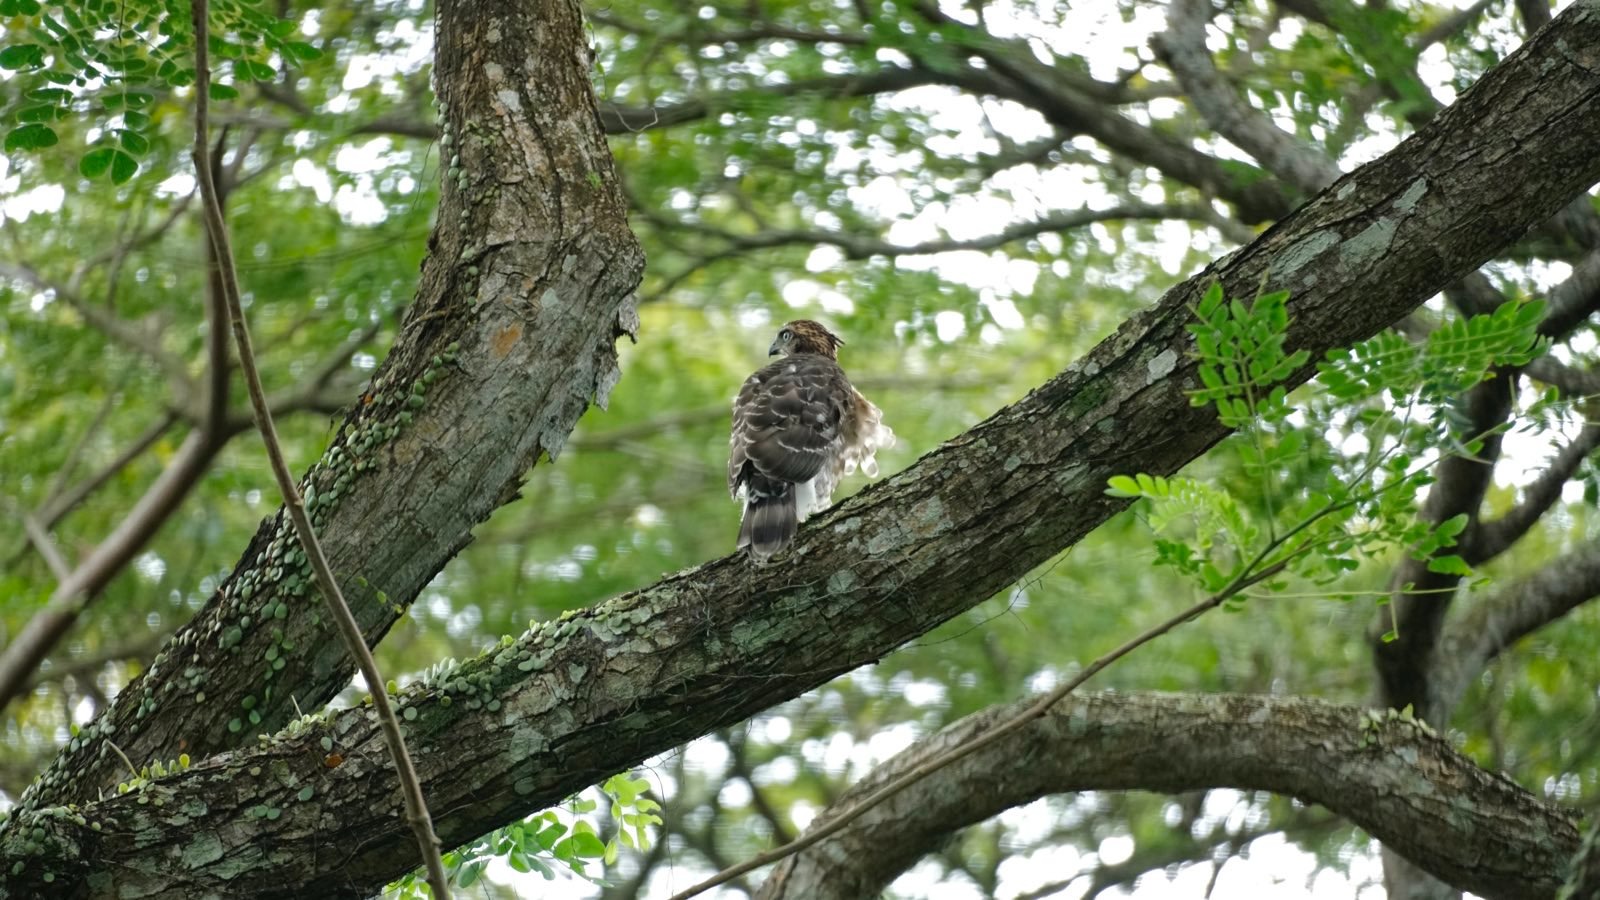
[755,693,1575,900]
[7,6,1600,892]
[4,693,1577,899]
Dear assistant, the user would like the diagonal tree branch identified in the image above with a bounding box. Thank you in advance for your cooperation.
[1470,421,1600,564]
[1155,0,1342,194]
[188,0,449,890]
[1434,535,1600,714]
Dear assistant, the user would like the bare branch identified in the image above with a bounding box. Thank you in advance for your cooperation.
[1517,0,1553,33]
[1155,0,1342,194]
[34,413,177,530]
[1538,246,1600,337]
[1470,422,1600,564]
[0,428,222,709]
[1435,535,1600,714]
[0,261,195,396]
[21,516,69,583]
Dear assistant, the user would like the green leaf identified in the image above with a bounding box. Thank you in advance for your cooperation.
[287,41,323,61]
[0,44,44,70]
[1105,475,1142,498]
[208,83,241,100]
[1426,555,1472,576]
[110,149,138,184]
[4,123,59,152]
[79,147,116,178]
[569,832,606,858]
[119,130,150,154]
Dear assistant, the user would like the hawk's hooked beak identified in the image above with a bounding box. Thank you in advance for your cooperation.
[768,338,782,356]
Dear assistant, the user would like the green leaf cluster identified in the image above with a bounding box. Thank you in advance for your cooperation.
[1,0,319,183]
[1110,287,1548,612]
[387,771,661,896]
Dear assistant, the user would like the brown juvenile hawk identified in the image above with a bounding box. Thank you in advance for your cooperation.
[729,320,894,562]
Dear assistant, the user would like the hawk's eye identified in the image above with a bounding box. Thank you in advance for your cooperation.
[779,329,793,340]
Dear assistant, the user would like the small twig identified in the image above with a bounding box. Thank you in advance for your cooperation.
[21,515,71,582]
[665,555,1297,900]
[187,3,451,897]
[105,739,139,783]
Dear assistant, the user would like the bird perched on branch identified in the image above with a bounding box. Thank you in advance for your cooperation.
[729,320,894,562]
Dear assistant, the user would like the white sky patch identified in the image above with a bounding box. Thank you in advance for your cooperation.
[134,552,166,582]
[984,296,1026,330]
[156,173,196,197]
[335,138,397,173]
[291,158,334,202]
[934,310,967,341]
[1,183,64,223]
[334,184,388,225]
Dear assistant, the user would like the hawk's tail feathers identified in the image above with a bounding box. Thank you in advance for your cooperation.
[739,490,797,564]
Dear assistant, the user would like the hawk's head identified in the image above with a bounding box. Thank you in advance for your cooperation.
[769,320,843,359]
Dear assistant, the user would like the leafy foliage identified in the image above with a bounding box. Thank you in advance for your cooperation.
[389,773,662,896]
[1110,285,1547,621]
[0,0,319,182]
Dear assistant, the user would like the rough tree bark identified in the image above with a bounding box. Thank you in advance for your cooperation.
[756,693,1580,900]
[2,3,1599,896]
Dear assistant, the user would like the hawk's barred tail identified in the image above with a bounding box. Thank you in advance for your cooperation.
[739,490,797,563]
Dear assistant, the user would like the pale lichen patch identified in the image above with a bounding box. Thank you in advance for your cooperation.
[1393,177,1428,213]
[910,496,949,537]
[1145,348,1179,383]
[1274,229,1339,282]
[1339,217,1397,269]
[181,832,224,869]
